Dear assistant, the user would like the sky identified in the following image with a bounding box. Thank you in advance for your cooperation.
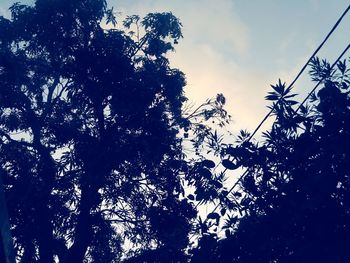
[1,0,349,135]
[109,0,350,135]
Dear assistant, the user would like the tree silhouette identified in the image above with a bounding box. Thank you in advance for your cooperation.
[190,58,350,262]
[6,1,348,262]
[0,1,233,262]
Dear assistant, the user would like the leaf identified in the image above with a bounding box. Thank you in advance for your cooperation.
[224,215,238,226]
[265,93,279,101]
[105,7,117,26]
[199,168,212,179]
[123,15,140,28]
[212,180,223,189]
[195,189,205,201]
[216,93,226,105]
[270,79,286,95]
[284,93,298,99]
[286,100,298,105]
[201,159,216,168]
[222,159,239,170]
[232,192,242,198]
[220,208,226,216]
[341,82,348,90]
[337,59,346,74]
[187,194,195,201]
[207,212,220,220]
[225,146,240,156]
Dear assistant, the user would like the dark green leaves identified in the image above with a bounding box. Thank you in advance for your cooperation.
[142,12,183,41]
[216,93,226,105]
[265,79,298,104]
[222,159,239,170]
[187,194,195,201]
[220,208,226,216]
[201,159,216,168]
[198,167,212,179]
[0,2,194,262]
[105,7,117,26]
[123,15,140,29]
[309,56,333,82]
[207,212,220,220]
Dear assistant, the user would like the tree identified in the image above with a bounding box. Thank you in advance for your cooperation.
[0,170,15,263]
[0,1,232,262]
[190,57,350,262]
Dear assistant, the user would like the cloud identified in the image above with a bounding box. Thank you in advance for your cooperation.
[168,40,272,132]
[112,0,250,55]
[107,0,323,134]
[0,6,10,18]
[111,0,262,129]
[175,0,250,56]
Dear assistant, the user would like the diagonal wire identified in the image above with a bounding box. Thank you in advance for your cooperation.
[296,44,350,112]
[247,3,350,142]
[208,42,350,220]
[194,3,350,226]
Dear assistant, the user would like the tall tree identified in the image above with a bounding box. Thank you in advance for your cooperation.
[0,1,232,262]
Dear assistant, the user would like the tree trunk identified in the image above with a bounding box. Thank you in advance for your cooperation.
[35,145,56,263]
[37,201,55,263]
[0,171,15,263]
[60,183,96,263]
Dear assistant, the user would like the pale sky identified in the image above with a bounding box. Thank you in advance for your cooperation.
[1,0,349,134]
[109,0,350,134]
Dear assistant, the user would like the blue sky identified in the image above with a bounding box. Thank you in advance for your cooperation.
[1,0,349,133]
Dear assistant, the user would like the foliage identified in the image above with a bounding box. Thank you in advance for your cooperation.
[190,57,350,262]
[0,1,231,262]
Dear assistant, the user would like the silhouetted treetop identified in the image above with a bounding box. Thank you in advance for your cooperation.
[0,1,231,262]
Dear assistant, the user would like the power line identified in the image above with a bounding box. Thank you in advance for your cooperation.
[248,3,350,142]
[208,42,350,222]
[296,43,350,112]
[196,3,350,224]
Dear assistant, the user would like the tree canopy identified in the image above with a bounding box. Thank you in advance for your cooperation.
[190,57,350,263]
[0,0,230,262]
[2,1,350,263]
